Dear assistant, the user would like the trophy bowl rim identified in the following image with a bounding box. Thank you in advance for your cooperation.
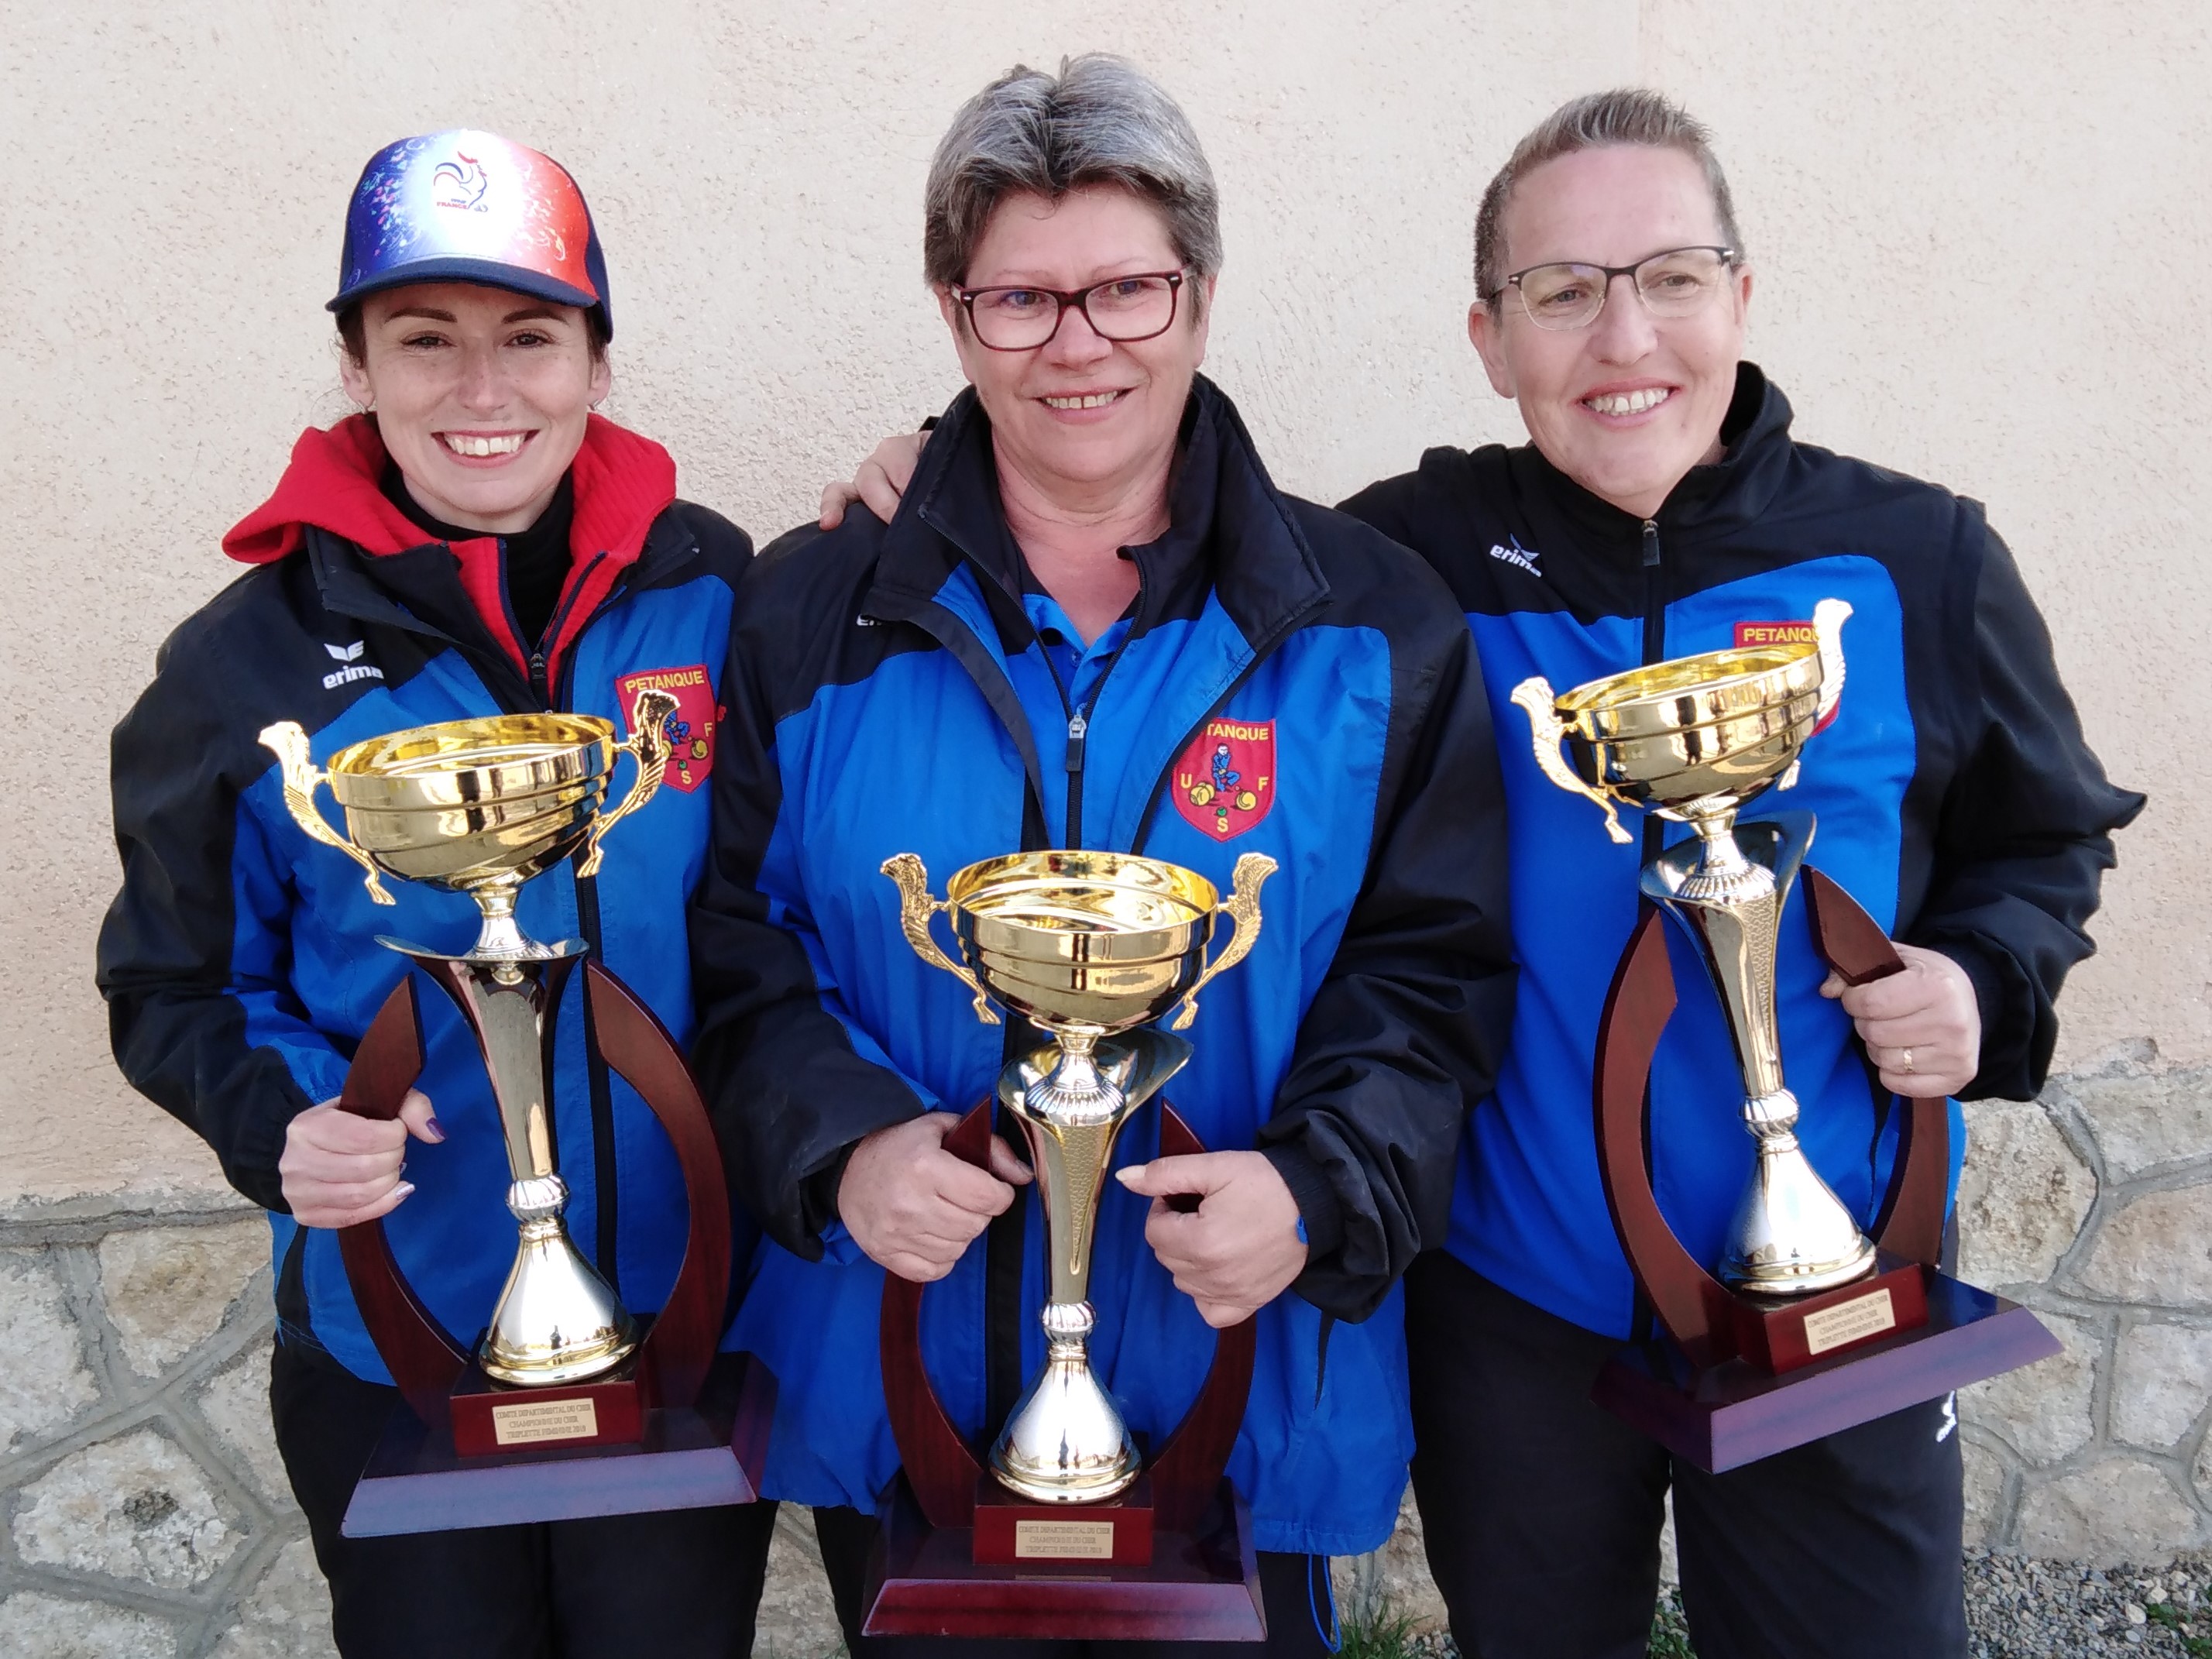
[944,850,1219,922]
[1558,643,1820,741]
[943,850,1218,1033]
[325,713,620,813]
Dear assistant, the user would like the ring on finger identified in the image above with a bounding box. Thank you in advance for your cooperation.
[1900,1046,1915,1075]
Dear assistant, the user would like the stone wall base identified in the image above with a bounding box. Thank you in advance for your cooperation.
[3,1058,2201,1652]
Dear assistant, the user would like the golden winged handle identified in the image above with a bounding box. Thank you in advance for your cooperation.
[880,853,998,1025]
[579,688,680,878]
[1169,851,1277,1032]
[256,721,397,905]
[1778,598,1853,792]
[1510,677,1633,845]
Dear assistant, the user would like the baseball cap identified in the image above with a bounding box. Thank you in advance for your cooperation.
[328,129,613,337]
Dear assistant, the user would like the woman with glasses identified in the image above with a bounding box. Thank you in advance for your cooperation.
[1351,91,2139,1659]
[689,53,1514,1657]
[826,85,2137,1659]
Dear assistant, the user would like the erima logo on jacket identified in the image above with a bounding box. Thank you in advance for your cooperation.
[321,641,384,690]
[1489,536,1541,576]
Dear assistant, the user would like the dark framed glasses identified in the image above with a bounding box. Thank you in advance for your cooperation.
[957,270,1187,351]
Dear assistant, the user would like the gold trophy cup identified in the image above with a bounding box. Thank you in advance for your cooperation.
[1513,599,1878,1296]
[259,689,678,1386]
[881,848,1274,1503]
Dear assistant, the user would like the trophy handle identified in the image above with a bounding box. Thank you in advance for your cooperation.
[1778,598,1852,792]
[1168,853,1276,1032]
[1510,677,1633,845]
[579,688,679,879]
[880,854,998,1026]
[256,721,397,905]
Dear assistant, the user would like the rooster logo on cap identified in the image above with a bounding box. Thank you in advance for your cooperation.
[432,153,489,212]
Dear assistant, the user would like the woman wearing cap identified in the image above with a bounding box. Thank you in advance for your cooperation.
[98,130,775,1657]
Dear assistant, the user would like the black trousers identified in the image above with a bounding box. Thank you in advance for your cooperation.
[1403,1252,1966,1659]
[270,1338,780,1659]
[811,1504,1339,1657]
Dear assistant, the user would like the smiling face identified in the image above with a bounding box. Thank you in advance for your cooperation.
[937,185,1212,509]
[1468,145,1753,520]
[338,281,610,534]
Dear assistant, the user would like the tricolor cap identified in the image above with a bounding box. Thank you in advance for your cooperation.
[328,129,612,338]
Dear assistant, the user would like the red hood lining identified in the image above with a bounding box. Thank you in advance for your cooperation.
[221,413,678,682]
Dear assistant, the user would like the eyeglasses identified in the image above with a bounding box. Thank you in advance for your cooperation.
[956,270,1187,352]
[1495,246,1738,331]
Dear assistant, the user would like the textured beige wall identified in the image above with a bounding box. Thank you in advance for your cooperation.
[3,1,2201,1202]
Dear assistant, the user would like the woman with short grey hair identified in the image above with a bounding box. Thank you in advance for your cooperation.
[923,53,1224,292]
[692,51,1513,1659]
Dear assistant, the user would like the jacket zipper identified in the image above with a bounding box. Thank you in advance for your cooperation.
[1639,520,1667,870]
[1639,520,1664,664]
[1049,561,1146,850]
[552,551,623,1286]
[531,551,607,706]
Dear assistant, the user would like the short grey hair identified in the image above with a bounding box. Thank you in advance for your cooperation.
[923,53,1222,291]
[1474,88,1744,305]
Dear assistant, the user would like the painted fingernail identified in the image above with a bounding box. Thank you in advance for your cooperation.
[425,1117,447,1142]
[393,1182,416,1201]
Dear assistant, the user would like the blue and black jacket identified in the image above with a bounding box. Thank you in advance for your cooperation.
[1340,363,2144,1341]
[689,377,1516,1555]
[98,414,754,1383]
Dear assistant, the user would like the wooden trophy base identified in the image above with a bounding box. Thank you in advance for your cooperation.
[1589,867,2060,1473]
[1596,1271,2056,1473]
[864,1474,1263,1643]
[334,965,775,1535]
[343,1349,773,1537]
[859,1099,1266,1643]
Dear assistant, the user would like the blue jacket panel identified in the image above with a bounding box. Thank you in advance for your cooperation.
[1341,363,2144,1339]
[692,378,1516,1554]
[101,493,752,1381]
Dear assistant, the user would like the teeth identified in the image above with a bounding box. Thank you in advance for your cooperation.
[1585,388,1671,417]
[441,433,524,457]
[1042,391,1123,410]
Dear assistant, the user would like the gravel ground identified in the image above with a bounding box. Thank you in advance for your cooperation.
[1965,1549,2212,1657]
[1362,1551,2212,1657]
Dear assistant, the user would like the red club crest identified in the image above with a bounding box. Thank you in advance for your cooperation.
[616,665,719,793]
[1173,718,1276,842]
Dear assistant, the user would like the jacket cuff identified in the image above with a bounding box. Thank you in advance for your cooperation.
[1261,1143,1346,1260]
[802,1144,860,1239]
[229,1058,331,1214]
[1919,935,2029,1098]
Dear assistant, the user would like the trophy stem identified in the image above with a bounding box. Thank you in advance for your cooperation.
[1649,821,1877,1298]
[989,1032,1190,1504]
[407,948,637,1385]
[1027,1027,1120,1126]
[466,878,565,966]
[1674,806,1776,906]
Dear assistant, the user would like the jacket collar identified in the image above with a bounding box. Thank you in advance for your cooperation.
[223,413,680,685]
[863,375,1330,654]
[1508,361,1796,556]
